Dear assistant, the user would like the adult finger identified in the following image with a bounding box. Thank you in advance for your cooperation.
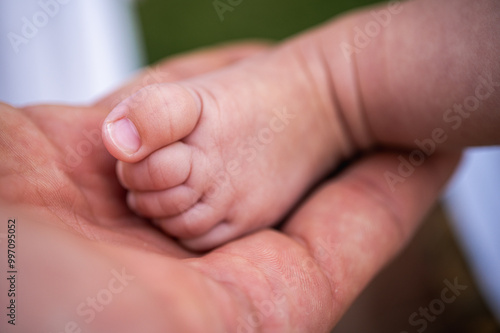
[282,151,461,329]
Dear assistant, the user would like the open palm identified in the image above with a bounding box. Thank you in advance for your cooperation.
[0,44,458,333]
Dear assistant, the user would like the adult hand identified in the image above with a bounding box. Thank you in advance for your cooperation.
[0,43,458,333]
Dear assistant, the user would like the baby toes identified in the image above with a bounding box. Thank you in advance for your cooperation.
[127,185,200,218]
[153,202,224,241]
[117,142,193,192]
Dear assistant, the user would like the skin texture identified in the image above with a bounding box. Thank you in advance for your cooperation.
[101,0,500,250]
[0,42,459,333]
[0,0,498,331]
[0,102,458,333]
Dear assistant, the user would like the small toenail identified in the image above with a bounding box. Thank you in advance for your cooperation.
[127,193,137,210]
[107,118,141,155]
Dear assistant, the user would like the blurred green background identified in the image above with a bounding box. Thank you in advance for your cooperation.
[137,0,381,64]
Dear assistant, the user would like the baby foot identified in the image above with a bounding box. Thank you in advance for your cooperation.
[102,44,349,250]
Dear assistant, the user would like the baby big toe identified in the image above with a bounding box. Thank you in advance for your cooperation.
[102,83,201,163]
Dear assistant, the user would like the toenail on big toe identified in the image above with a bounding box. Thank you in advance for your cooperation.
[106,118,141,155]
